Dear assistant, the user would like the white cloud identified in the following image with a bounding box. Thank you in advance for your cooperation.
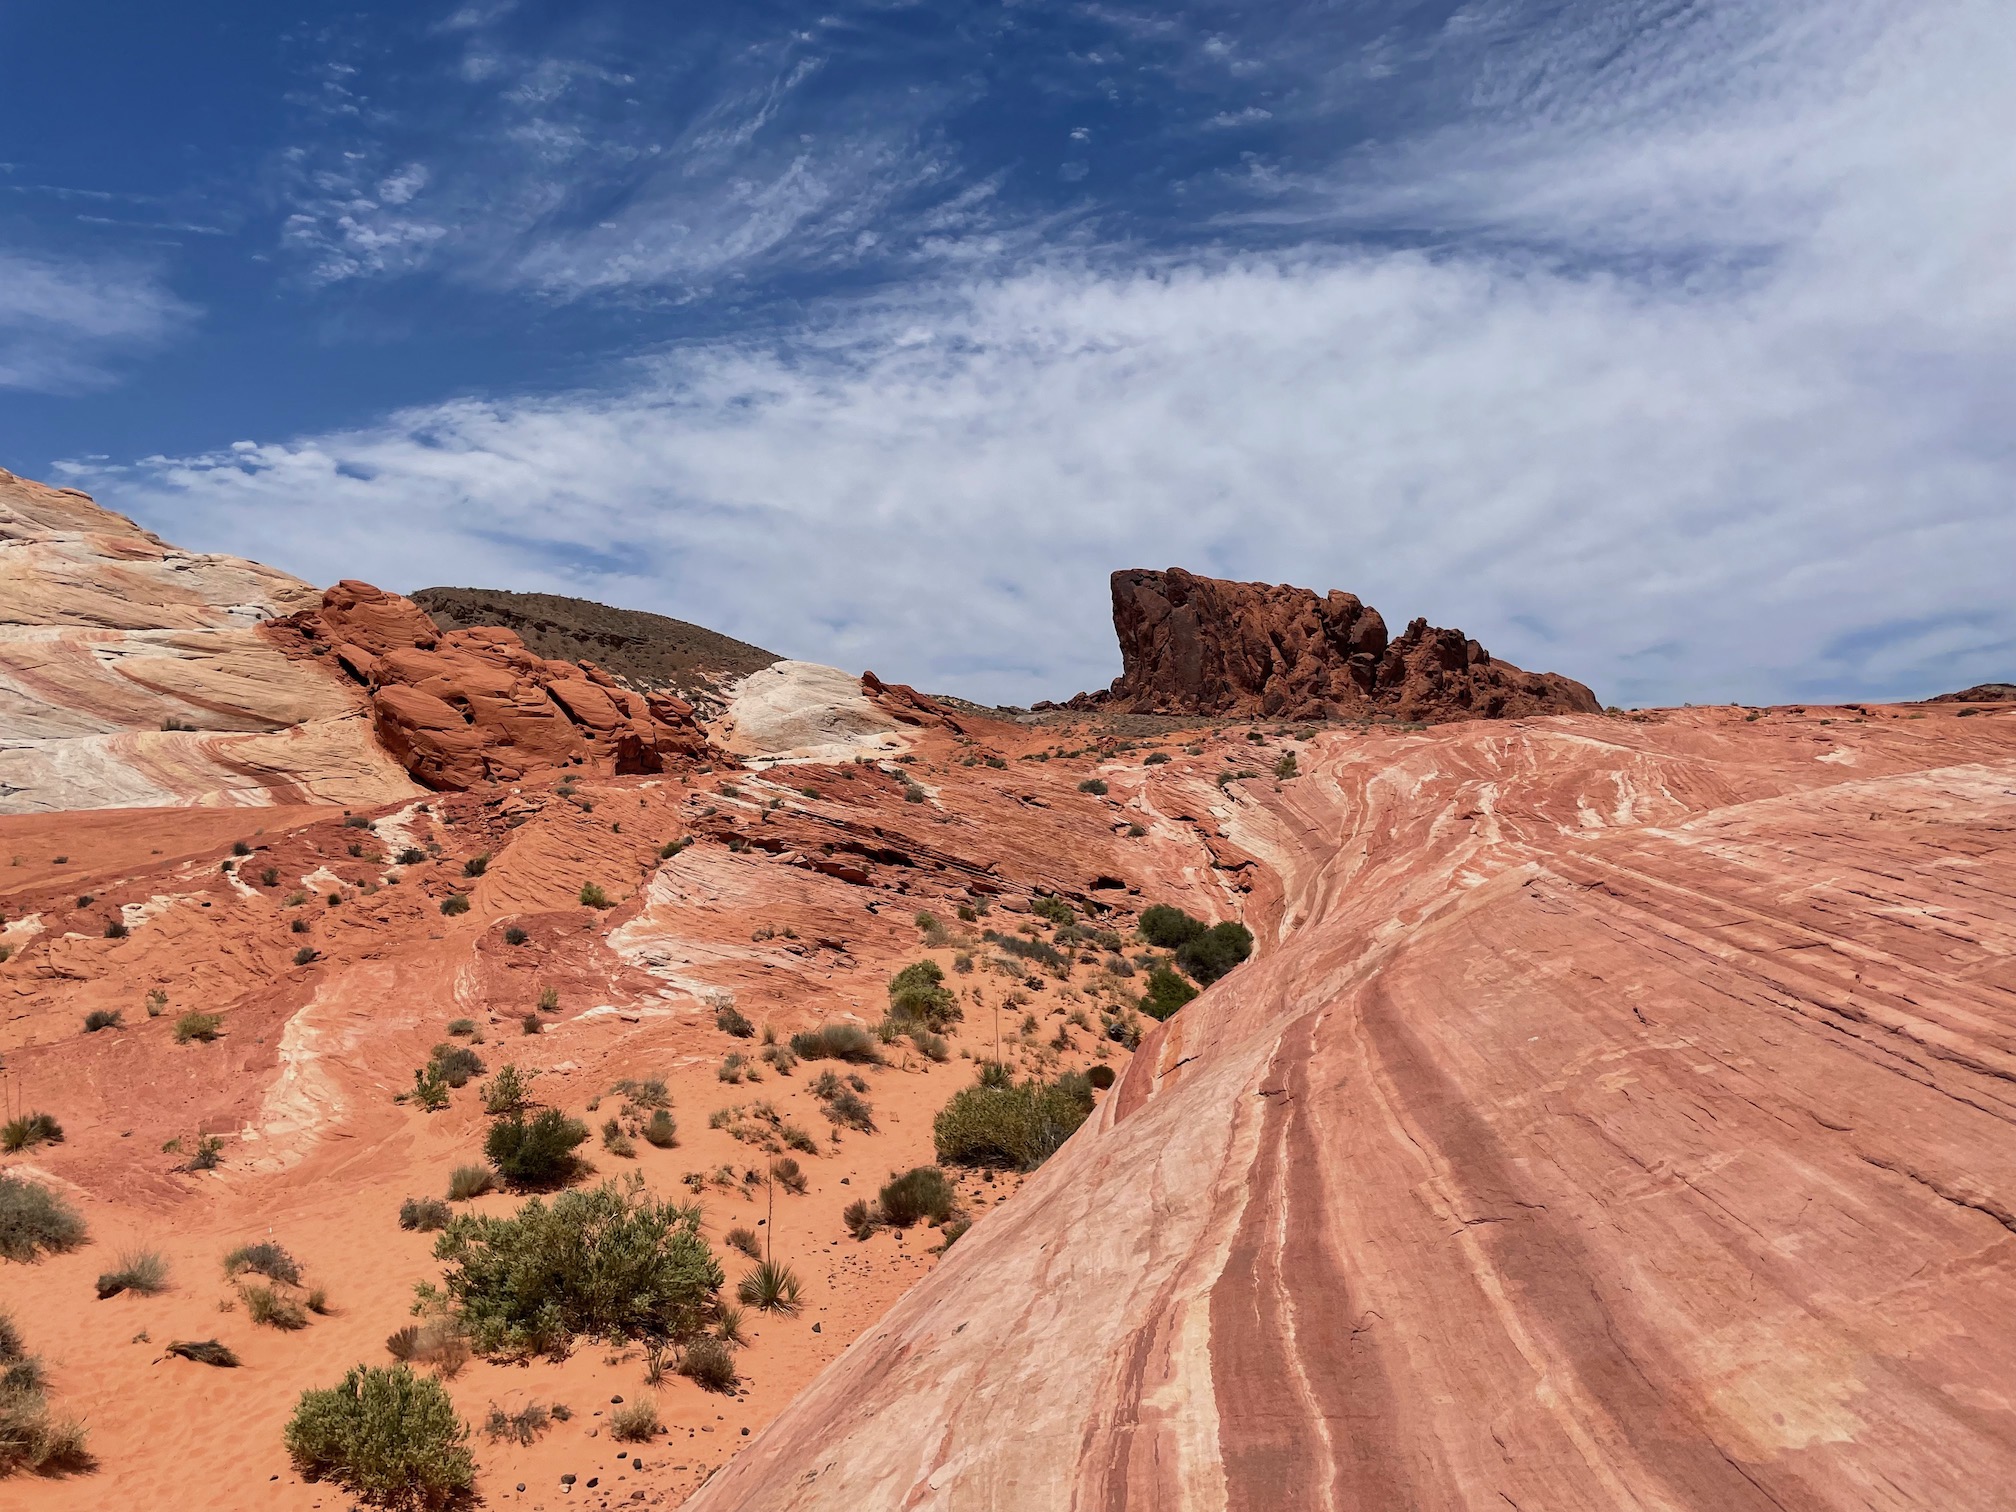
[71,0,2016,706]
[0,250,192,392]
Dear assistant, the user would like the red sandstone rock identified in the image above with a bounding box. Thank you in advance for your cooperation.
[266,580,713,788]
[862,669,965,732]
[1087,566,1599,721]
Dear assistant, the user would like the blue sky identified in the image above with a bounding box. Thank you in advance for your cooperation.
[3,0,2011,706]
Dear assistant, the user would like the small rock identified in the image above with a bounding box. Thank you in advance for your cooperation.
[611,1395,624,1404]
[812,1322,821,1333]
[562,1473,577,1484]
[588,1477,599,1488]
[740,1427,750,1437]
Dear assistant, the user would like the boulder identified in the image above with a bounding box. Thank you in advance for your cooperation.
[1087,567,1599,722]
[266,581,713,789]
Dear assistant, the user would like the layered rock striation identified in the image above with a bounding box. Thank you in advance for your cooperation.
[266,581,712,788]
[1082,566,1599,722]
[689,706,2016,1512]
[0,468,419,813]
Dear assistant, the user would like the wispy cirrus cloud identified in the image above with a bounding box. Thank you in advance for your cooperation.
[0,249,193,393]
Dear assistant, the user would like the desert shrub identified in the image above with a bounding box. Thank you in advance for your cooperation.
[769,1157,807,1195]
[1175,921,1254,986]
[1,1114,61,1153]
[877,1166,955,1228]
[842,1199,880,1240]
[736,1258,803,1315]
[817,1084,875,1133]
[601,1119,636,1159]
[484,1110,589,1190]
[447,1165,497,1202]
[284,1364,474,1509]
[422,1179,723,1359]
[480,1064,535,1116]
[577,883,612,909]
[483,1401,549,1446]
[1087,1063,1117,1091]
[1033,895,1075,926]
[224,1241,302,1285]
[243,1283,310,1331]
[384,1319,470,1378]
[293,945,318,967]
[1077,777,1108,795]
[445,1018,478,1038]
[1137,904,1206,949]
[642,1109,677,1149]
[170,1132,225,1172]
[461,853,489,879]
[724,1226,762,1259]
[409,1065,452,1113]
[910,1029,950,1062]
[95,1249,168,1299]
[717,1052,754,1085]
[613,1077,669,1109]
[166,1339,238,1367]
[0,1313,91,1477]
[103,918,129,940]
[262,866,280,886]
[401,1198,453,1233]
[887,959,961,1031]
[1143,750,1170,765]
[146,988,168,1016]
[291,918,310,934]
[520,1013,543,1035]
[1140,965,1198,1021]
[503,926,528,946]
[658,838,690,860]
[537,986,559,1011]
[429,1044,484,1089]
[0,1178,86,1262]
[343,815,372,830]
[715,1003,755,1038]
[1273,751,1299,779]
[174,1011,223,1044]
[680,1334,739,1393]
[985,931,1067,973]
[933,1071,1095,1172]
[398,847,427,865]
[440,894,471,917]
[789,1024,882,1064]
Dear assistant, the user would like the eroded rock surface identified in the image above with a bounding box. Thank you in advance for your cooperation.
[0,468,419,813]
[690,704,2016,1512]
[1086,565,1600,721]
[266,580,712,788]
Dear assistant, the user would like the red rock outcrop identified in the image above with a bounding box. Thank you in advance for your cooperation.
[1927,683,2016,703]
[265,580,713,787]
[1083,566,1599,721]
[862,669,966,733]
[688,705,2016,1512]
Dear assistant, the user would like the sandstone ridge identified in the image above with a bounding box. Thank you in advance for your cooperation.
[266,580,714,789]
[1077,565,1599,721]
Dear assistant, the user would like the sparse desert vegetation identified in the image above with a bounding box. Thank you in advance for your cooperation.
[284,1364,474,1508]
[0,1175,87,1262]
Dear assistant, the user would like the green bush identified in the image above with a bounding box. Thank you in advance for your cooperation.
[484,1110,589,1189]
[174,1011,223,1044]
[725,1226,762,1259]
[503,926,528,946]
[1140,965,1199,1020]
[284,1364,474,1509]
[887,960,961,1031]
[842,1199,879,1240]
[1175,921,1254,985]
[423,1179,723,1358]
[445,1018,478,1038]
[439,893,471,917]
[735,1258,803,1315]
[715,1003,755,1038]
[642,1109,677,1149]
[1077,777,1108,795]
[1,1114,61,1153]
[1138,904,1206,948]
[480,1064,535,1116]
[1143,751,1170,765]
[1273,751,1299,779]
[578,883,612,909]
[461,853,489,879]
[224,1241,302,1285]
[398,847,427,865]
[400,1198,453,1233]
[1032,895,1075,925]
[789,1024,882,1064]
[933,1071,1095,1171]
[0,1310,91,1477]
[243,1283,309,1331]
[428,1044,484,1089]
[95,1249,168,1299]
[83,1007,122,1032]
[0,1177,87,1262]
[877,1166,955,1228]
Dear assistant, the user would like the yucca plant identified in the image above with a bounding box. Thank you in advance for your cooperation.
[736,1258,803,1315]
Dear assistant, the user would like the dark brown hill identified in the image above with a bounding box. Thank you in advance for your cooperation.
[411,586,778,705]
